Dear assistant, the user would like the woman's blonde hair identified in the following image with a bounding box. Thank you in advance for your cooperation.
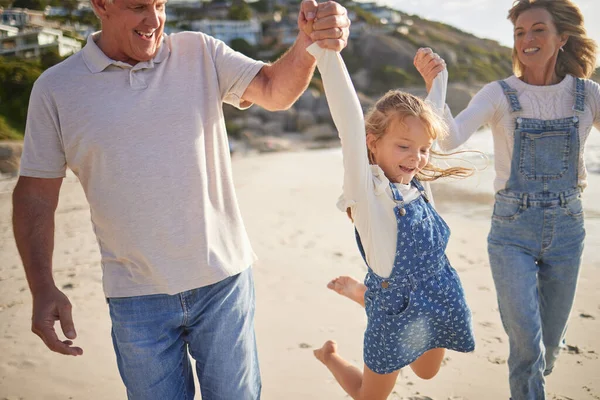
[365,90,472,182]
[508,0,597,79]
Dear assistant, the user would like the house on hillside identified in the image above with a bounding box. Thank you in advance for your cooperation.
[191,18,262,45]
[0,27,81,58]
[0,8,45,28]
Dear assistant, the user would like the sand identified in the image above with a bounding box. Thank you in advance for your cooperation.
[1,144,599,399]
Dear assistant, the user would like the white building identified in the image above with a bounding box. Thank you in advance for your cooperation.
[190,19,261,46]
[0,27,81,58]
[0,24,19,38]
[0,8,45,28]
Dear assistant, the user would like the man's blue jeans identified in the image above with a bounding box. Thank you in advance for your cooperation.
[488,193,585,400]
[107,268,261,400]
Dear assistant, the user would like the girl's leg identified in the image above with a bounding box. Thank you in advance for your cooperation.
[314,340,400,400]
[328,277,445,379]
[327,276,367,307]
[409,348,445,379]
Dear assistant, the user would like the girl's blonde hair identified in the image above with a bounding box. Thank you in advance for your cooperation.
[365,90,472,182]
[508,0,597,79]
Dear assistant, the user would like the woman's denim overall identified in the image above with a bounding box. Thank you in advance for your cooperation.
[355,179,475,374]
[487,79,586,400]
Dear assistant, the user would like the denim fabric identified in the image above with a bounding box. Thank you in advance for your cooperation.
[107,268,261,400]
[489,79,586,400]
[356,179,475,374]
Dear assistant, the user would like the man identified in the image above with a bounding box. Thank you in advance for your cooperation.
[12,0,350,398]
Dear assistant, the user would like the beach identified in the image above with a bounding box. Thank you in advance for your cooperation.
[1,131,599,399]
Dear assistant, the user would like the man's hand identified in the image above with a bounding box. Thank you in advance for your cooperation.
[414,47,446,93]
[31,285,83,356]
[299,0,350,52]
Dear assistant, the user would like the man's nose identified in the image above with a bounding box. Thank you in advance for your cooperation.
[145,8,161,28]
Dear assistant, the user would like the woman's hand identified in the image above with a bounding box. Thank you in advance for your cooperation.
[414,48,446,93]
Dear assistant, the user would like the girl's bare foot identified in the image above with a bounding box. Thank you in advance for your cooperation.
[313,340,337,365]
[327,276,367,307]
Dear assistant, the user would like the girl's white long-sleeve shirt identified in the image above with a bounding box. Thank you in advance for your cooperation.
[439,74,600,192]
[307,44,448,278]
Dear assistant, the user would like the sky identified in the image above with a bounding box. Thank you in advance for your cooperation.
[381,0,600,50]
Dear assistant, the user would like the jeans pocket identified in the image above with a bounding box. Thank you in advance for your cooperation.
[410,215,444,255]
[492,198,522,221]
[564,197,584,218]
[378,287,413,317]
[519,130,570,180]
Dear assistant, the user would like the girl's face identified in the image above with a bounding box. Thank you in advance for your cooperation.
[367,116,433,184]
[513,8,566,75]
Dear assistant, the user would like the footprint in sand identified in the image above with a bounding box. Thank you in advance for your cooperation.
[579,312,595,320]
[563,344,582,354]
[482,336,504,344]
[561,344,597,360]
[582,386,600,400]
[457,254,476,265]
[487,356,506,365]
[405,396,436,400]
[303,241,316,249]
[7,359,36,369]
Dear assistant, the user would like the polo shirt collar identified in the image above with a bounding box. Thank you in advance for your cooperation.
[82,31,170,74]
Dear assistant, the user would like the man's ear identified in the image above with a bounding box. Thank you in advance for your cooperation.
[91,0,109,18]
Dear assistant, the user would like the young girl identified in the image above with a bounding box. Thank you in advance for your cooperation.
[306,42,475,399]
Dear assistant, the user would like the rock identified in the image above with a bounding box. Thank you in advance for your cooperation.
[241,116,264,131]
[262,120,285,136]
[0,141,23,175]
[295,88,320,111]
[351,68,371,93]
[356,32,418,71]
[253,136,293,153]
[314,97,334,125]
[296,110,317,132]
[304,123,337,141]
[357,91,376,112]
[447,83,482,114]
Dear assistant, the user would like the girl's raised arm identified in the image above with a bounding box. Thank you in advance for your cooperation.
[307,44,371,202]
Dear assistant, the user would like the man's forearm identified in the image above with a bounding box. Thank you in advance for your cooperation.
[13,190,57,293]
[257,34,316,111]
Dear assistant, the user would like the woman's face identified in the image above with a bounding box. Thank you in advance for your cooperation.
[513,7,567,75]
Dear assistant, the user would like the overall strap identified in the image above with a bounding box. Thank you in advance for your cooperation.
[411,179,430,203]
[389,182,404,202]
[497,80,522,113]
[354,228,369,267]
[573,77,586,114]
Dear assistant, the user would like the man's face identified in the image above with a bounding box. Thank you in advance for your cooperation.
[100,0,167,64]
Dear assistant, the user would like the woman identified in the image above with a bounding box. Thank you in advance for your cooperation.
[414,1,599,399]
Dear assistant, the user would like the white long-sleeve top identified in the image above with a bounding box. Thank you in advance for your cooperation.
[440,74,600,192]
[307,44,448,278]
